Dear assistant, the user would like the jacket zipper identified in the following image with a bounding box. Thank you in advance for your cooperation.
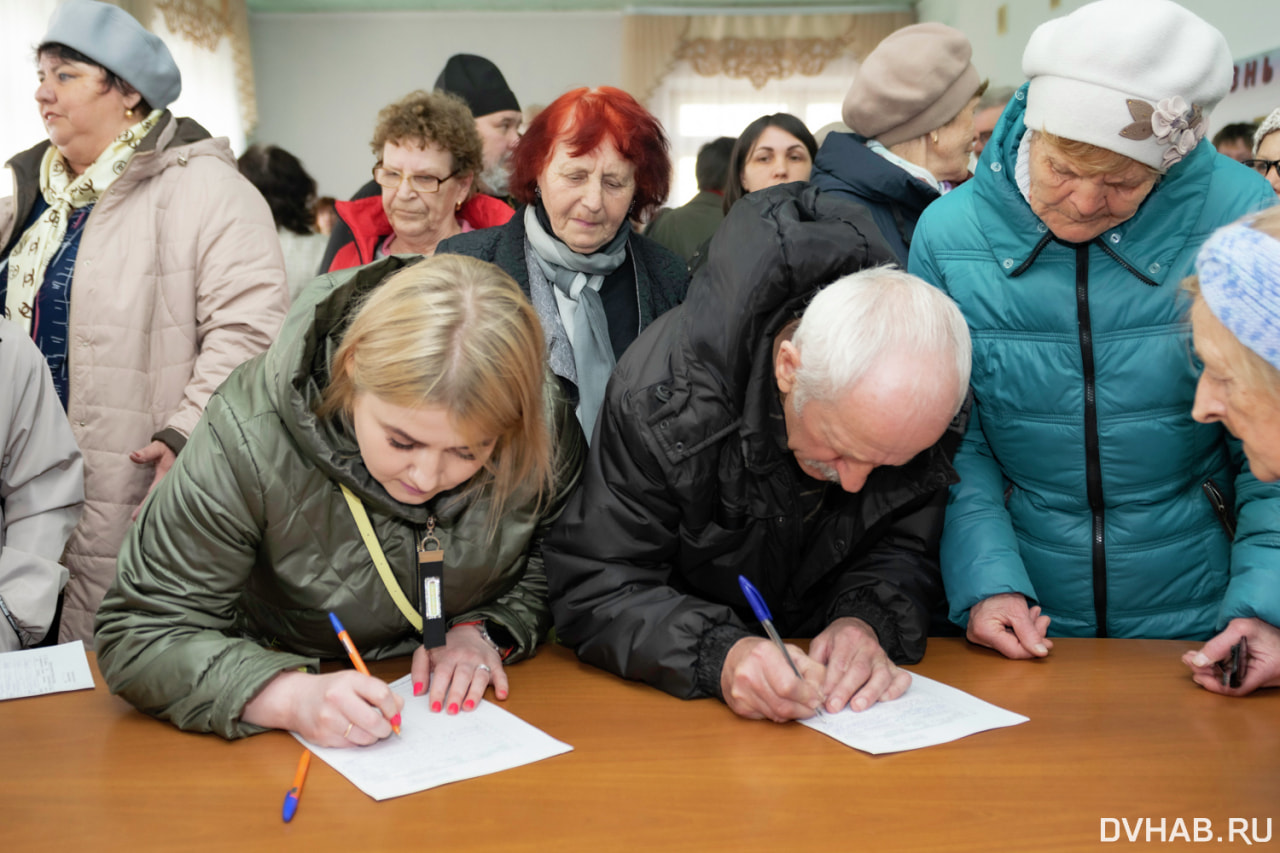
[1075,243,1108,637]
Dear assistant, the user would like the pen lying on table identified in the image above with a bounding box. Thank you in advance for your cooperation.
[281,749,311,823]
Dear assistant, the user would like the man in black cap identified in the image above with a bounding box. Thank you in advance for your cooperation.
[437,54,523,199]
[318,53,522,272]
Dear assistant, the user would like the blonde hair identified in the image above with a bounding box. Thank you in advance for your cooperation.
[1183,206,1280,400]
[1035,130,1162,180]
[318,255,553,526]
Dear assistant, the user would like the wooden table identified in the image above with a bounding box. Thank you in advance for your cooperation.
[3,639,1276,852]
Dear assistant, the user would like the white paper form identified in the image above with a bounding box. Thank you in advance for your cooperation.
[293,675,573,800]
[800,673,1028,754]
[0,640,95,701]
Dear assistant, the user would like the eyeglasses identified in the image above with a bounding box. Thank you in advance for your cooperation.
[1243,158,1280,177]
[372,164,459,194]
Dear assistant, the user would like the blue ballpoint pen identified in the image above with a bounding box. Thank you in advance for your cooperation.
[737,574,805,683]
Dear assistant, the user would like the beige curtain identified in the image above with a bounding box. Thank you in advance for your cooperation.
[112,0,257,135]
[624,11,915,103]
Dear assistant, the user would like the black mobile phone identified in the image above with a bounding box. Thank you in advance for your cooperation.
[1217,637,1249,689]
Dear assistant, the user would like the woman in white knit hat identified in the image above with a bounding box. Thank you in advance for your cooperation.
[909,0,1279,657]
[1182,207,1280,695]
[811,22,986,265]
[0,0,288,645]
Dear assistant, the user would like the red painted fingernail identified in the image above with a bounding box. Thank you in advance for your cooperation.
[431,701,442,713]
[463,699,474,711]
[447,703,459,715]
[413,682,425,696]
[389,713,402,729]
[497,690,508,700]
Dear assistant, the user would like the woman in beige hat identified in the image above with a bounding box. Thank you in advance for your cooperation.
[811,22,986,265]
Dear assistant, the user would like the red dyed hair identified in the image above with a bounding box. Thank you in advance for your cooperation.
[510,87,671,219]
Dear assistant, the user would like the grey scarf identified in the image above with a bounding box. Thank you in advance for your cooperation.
[523,205,628,439]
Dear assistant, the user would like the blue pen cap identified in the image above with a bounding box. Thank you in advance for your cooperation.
[282,791,299,823]
[328,611,345,635]
[737,575,773,623]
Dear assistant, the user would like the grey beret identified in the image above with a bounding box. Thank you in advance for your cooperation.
[43,0,182,110]
[843,22,980,148]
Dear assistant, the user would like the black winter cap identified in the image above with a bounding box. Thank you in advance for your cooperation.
[434,54,520,118]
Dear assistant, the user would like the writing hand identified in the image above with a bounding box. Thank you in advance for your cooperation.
[241,669,403,747]
[720,636,824,722]
[967,593,1053,660]
[129,440,177,520]
[412,623,507,715]
[1182,617,1280,696]
[809,616,911,713]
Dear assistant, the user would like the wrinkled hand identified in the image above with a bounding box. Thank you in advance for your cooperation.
[130,440,177,520]
[241,670,403,748]
[809,617,911,713]
[411,623,507,715]
[1182,617,1280,696]
[967,593,1053,660]
[720,636,825,722]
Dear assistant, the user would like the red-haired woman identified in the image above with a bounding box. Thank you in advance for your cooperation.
[439,87,688,441]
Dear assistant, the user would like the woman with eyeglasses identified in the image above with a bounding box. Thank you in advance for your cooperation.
[1245,108,1280,196]
[327,90,513,271]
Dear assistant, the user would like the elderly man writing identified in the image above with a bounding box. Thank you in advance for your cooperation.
[545,184,971,721]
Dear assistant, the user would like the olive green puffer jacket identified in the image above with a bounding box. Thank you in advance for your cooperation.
[95,256,586,738]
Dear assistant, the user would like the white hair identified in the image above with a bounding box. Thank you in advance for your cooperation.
[790,266,971,415]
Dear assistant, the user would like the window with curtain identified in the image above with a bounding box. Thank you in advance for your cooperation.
[625,11,913,209]
[649,54,859,208]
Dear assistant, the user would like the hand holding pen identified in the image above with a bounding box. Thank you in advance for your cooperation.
[718,576,826,722]
[330,612,402,735]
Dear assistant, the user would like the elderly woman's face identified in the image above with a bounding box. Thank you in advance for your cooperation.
[537,138,636,254]
[36,53,139,173]
[1191,299,1280,482]
[380,140,473,250]
[740,126,812,194]
[1027,134,1158,243]
[928,97,980,184]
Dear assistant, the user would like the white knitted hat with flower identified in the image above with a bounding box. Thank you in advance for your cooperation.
[1022,0,1232,172]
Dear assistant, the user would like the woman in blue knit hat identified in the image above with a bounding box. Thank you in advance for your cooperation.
[1182,206,1280,696]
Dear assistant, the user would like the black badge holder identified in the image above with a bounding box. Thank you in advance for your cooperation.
[417,520,447,649]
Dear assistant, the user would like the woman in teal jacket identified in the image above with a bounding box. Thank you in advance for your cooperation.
[95,254,585,744]
[908,0,1280,656]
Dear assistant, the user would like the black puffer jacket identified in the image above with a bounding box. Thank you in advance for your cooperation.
[545,183,967,701]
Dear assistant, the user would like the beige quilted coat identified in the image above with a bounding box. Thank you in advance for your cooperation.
[0,114,288,645]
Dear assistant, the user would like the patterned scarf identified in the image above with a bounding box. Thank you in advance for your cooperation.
[5,109,161,332]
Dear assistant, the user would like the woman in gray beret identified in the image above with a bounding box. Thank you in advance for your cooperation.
[0,0,288,646]
[811,22,986,266]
